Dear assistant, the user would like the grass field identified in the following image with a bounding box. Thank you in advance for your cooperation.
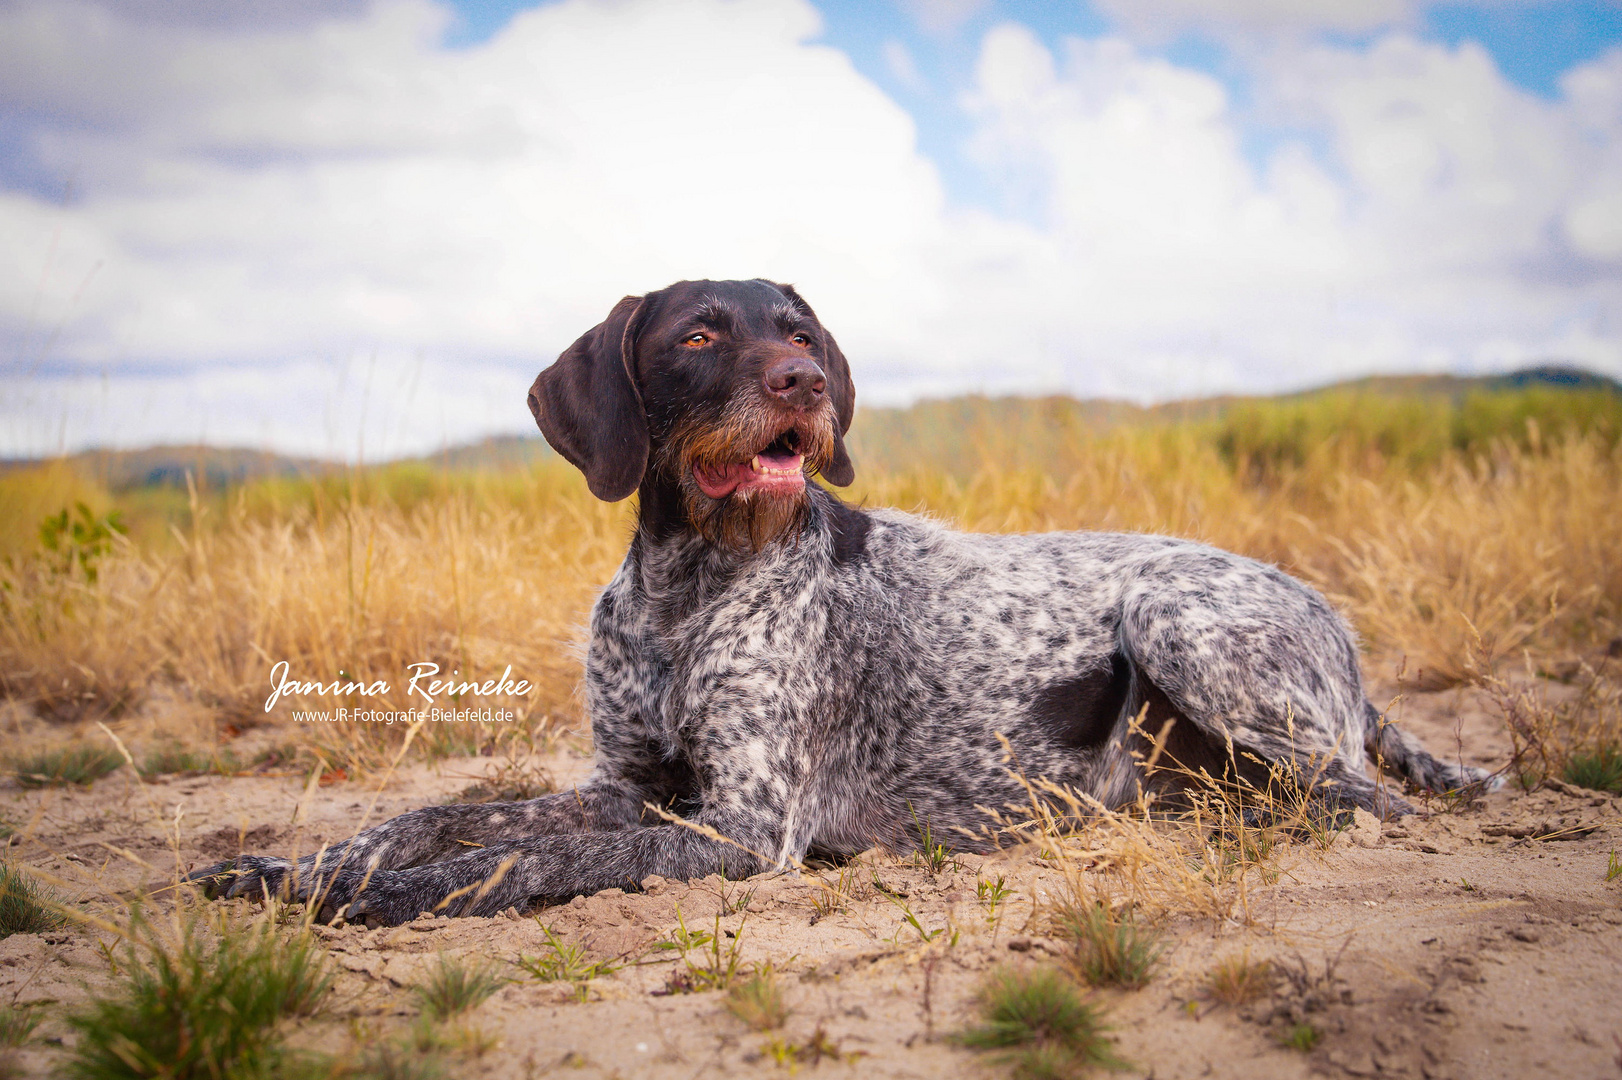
[3,378,1621,1080]
[2,380,1619,773]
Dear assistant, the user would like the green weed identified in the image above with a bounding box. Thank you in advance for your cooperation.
[726,968,788,1031]
[410,954,506,1022]
[0,863,65,939]
[1564,743,1622,794]
[658,907,750,993]
[351,1043,447,1080]
[1606,851,1621,883]
[13,743,125,788]
[1052,902,1163,990]
[1281,1022,1322,1052]
[61,909,332,1080]
[0,1004,41,1047]
[138,745,242,778]
[761,1027,854,1069]
[978,874,1013,927]
[957,967,1125,1078]
[40,501,125,584]
[809,867,848,922]
[879,890,956,945]
[515,922,620,998]
[1203,954,1273,1006]
[910,808,959,874]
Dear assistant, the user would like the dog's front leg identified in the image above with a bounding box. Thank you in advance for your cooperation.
[323,671,819,924]
[187,781,646,903]
[321,815,778,926]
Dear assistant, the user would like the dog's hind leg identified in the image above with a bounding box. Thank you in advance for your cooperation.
[1114,551,1422,818]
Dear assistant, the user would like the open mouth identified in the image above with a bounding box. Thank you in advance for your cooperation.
[692,429,806,499]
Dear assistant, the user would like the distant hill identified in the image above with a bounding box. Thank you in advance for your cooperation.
[5,365,1616,490]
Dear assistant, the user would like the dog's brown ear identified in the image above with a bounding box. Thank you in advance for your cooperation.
[528,294,648,501]
[773,282,856,487]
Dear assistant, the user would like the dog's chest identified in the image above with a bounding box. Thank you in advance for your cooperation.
[596,543,834,745]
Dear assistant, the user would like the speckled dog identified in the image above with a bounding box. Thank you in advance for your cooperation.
[192,278,1491,926]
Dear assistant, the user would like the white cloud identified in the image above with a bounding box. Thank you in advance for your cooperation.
[1089,0,1564,42]
[0,0,1619,459]
[897,0,990,37]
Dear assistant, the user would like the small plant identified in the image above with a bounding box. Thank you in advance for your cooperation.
[39,501,125,584]
[978,874,1013,926]
[762,1027,853,1068]
[658,907,750,993]
[354,1042,447,1080]
[410,954,506,1021]
[0,863,66,939]
[957,967,1125,1079]
[726,968,788,1031]
[0,1004,42,1047]
[1606,851,1621,883]
[62,909,332,1080]
[13,743,125,788]
[1281,1022,1322,1052]
[809,867,848,923]
[1565,744,1622,794]
[453,743,557,803]
[718,881,757,916]
[1053,901,1163,989]
[138,745,243,778]
[1204,954,1273,1006]
[880,890,956,945]
[910,806,960,874]
[515,922,621,996]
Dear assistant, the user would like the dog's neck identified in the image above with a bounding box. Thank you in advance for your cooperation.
[630,473,829,621]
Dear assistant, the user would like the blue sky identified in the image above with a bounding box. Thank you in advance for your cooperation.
[2,0,1620,457]
[443,0,1622,215]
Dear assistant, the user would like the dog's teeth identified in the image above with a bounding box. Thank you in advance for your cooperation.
[752,456,761,472]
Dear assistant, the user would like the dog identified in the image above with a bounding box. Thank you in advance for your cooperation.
[192,278,1491,926]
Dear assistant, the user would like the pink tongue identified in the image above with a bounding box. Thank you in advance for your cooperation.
[694,453,804,499]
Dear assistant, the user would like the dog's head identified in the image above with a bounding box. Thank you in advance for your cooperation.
[528,279,855,548]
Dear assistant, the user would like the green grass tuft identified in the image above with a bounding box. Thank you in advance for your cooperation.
[1204,954,1274,1006]
[352,1043,447,1080]
[137,744,242,779]
[1053,902,1164,989]
[1564,743,1622,794]
[1281,1022,1322,1052]
[12,744,125,788]
[61,910,332,1080]
[958,967,1125,1078]
[0,1004,42,1047]
[515,921,621,994]
[410,954,506,1022]
[725,968,788,1031]
[0,863,66,939]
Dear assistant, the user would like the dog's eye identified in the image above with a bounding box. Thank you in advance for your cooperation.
[789,333,811,347]
[682,333,710,348]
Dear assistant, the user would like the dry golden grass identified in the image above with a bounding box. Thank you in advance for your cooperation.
[2,388,1618,772]
[1,460,628,766]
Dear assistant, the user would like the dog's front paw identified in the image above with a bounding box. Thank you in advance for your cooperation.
[184,855,295,901]
[320,872,434,928]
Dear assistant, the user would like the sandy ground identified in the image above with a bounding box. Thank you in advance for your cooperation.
[2,674,1620,1080]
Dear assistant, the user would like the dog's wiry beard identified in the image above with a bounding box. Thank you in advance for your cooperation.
[655,396,837,554]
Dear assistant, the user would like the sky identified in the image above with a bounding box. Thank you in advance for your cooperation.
[2,0,1620,460]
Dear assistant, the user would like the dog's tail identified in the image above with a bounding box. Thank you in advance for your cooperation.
[1363,702,1500,794]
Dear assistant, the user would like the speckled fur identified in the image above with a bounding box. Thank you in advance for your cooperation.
[192,280,1493,926]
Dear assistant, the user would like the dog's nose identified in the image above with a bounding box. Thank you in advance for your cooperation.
[763,357,826,409]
